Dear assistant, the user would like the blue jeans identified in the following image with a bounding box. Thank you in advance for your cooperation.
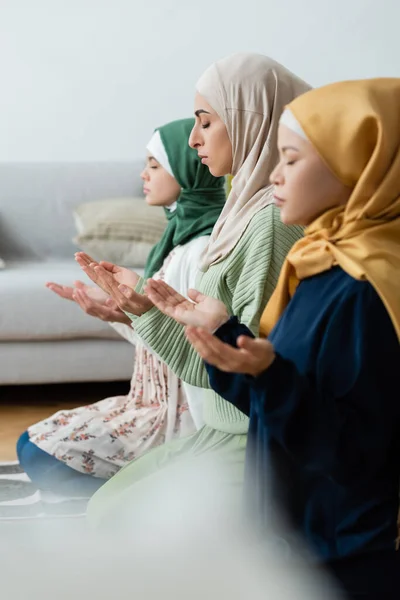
[17,431,107,496]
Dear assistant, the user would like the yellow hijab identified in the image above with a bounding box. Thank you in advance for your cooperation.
[260,78,400,339]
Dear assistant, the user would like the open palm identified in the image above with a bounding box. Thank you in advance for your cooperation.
[75,253,140,290]
[98,261,140,288]
[144,280,229,331]
[46,281,109,304]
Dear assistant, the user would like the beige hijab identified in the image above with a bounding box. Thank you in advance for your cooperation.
[196,53,311,271]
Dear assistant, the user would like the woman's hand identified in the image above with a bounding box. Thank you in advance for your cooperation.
[46,279,130,323]
[144,280,229,331]
[73,289,131,324]
[75,253,140,291]
[185,327,276,376]
[46,281,76,301]
[46,280,109,304]
[75,253,152,316]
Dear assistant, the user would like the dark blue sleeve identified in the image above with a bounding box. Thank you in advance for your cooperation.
[249,285,400,484]
[205,317,255,417]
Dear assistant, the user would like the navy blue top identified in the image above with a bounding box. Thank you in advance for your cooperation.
[206,267,400,564]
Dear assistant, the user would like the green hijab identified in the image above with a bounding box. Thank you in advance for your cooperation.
[144,118,226,279]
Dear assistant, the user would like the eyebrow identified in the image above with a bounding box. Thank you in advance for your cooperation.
[281,146,300,152]
[194,109,211,117]
[147,155,156,161]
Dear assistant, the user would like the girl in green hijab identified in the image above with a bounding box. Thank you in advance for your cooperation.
[144,118,227,279]
[19,118,225,497]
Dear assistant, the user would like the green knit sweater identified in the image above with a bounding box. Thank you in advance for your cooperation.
[128,205,303,434]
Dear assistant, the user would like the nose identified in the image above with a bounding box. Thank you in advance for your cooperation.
[141,168,149,181]
[189,123,202,149]
[269,163,283,186]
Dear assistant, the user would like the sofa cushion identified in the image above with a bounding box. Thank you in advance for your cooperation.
[73,197,167,266]
[0,260,144,341]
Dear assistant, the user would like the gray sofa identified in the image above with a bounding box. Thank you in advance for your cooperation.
[0,162,145,385]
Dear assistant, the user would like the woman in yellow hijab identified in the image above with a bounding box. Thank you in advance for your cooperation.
[165,78,400,598]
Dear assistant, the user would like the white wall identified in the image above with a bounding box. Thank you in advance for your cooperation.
[1,0,399,161]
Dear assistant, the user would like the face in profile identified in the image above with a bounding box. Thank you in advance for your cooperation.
[141,155,181,207]
[270,125,352,226]
[189,93,233,178]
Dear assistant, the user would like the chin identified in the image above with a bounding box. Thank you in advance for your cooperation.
[280,211,307,227]
[208,164,225,178]
[279,209,291,225]
[280,213,300,227]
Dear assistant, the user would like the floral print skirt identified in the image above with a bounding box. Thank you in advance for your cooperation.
[28,342,196,480]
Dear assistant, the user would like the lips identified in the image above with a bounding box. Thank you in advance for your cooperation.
[143,187,150,194]
[273,195,285,206]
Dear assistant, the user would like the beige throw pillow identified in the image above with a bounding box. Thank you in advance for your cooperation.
[73,198,167,267]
